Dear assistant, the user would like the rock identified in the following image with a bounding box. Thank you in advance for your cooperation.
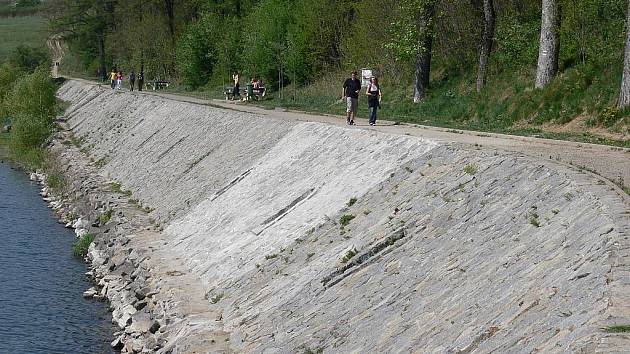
[72,217,89,229]
[83,287,98,299]
[149,321,161,334]
[2,124,11,133]
[129,311,152,333]
[75,228,89,238]
[111,335,125,350]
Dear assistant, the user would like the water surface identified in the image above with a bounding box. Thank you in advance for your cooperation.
[0,161,114,353]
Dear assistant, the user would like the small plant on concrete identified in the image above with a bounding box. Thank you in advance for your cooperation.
[301,347,324,354]
[603,325,630,333]
[564,192,573,201]
[363,209,371,215]
[210,293,224,304]
[528,211,540,227]
[110,182,132,197]
[404,166,413,173]
[464,163,478,175]
[306,252,315,261]
[265,253,278,260]
[341,249,357,263]
[347,197,358,207]
[552,208,560,214]
[72,233,95,257]
[99,209,113,224]
[339,214,355,227]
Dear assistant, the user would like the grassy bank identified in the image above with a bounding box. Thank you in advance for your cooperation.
[0,15,47,62]
[228,63,629,148]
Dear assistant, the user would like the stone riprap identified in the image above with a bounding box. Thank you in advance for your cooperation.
[56,80,630,353]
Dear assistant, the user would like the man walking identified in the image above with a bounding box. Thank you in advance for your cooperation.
[342,71,361,125]
[129,71,136,91]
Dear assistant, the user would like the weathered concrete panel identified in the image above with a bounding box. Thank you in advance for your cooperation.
[57,80,630,353]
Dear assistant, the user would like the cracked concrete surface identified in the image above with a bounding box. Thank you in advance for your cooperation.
[58,80,630,353]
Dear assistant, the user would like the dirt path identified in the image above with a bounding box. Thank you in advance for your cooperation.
[70,78,630,199]
[47,35,63,78]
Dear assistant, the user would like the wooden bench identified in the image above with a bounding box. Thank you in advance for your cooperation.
[224,86,245,100]
[245,86,266,101]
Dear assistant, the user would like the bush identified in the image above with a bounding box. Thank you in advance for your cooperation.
[176,13,220,88]
[4,67,57,161]
[72,233,95,258]
[7,45,50,73]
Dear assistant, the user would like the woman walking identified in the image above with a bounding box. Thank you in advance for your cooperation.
[116,71,123,90]
[366,77,382,126]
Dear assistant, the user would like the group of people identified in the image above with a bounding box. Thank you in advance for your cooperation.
[230,72,266,100]
[109,69,145,92]
[343,71,382,126]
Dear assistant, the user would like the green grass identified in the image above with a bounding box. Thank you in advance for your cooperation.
[72,233,95,257]
[223,61,629,148]
[603,325,630,333]
[0,15,48,62]
[339,214,355,227]
[463,163,478,175]
[341,248,357,263]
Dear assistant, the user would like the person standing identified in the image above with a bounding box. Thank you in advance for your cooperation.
[138,70,144,91]
[232,71,241,100]
[342,71,361,125]
[110,69,117,89]
[129,71,136,91]
[366,77,382,126]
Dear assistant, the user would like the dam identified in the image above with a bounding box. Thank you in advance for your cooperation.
[53,80,629,353]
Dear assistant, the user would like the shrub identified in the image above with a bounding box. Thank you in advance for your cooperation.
[7,45,50,73]
[72,233,95,257]
[5,68,57,155]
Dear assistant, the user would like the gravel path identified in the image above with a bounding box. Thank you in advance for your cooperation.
[71,77,630,199]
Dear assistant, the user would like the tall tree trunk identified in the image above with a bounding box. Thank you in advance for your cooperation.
[413,2,436,103]
[618,0,630,108]
[98,33,106,81]
[164,0,175,42]
[476,0,496,93]
[235,0,241,17]
[535,0,560,89]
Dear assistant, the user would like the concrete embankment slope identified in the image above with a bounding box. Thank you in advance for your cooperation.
[57,80,630,353]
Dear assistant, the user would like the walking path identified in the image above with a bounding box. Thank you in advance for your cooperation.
[72,77,630,201]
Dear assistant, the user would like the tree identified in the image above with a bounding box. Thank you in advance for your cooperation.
[476,0,496,93]
[413,1,436,102]
[535,0,560,89]
[619,0,630,108]
[48,0,117,80]
[386,0,437,102]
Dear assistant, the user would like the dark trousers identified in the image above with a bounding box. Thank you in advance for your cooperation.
[111,80,116,89]
[138,80,143,91]
[130,80,135,91]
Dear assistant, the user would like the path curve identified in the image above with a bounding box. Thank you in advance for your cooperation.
[69,77,630,201]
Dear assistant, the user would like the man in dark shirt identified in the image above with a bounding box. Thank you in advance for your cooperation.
[342,71,361,125]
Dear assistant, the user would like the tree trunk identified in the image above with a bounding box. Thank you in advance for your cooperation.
[618,0,630,108]
[235,0,241,17]
[413,2,436,103]
[164,0,175,41]
[98,33,106,81]
[535,0,560,89]
[476,0,496,93]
